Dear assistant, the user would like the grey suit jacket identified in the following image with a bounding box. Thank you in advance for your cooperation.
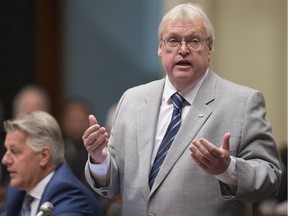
[86,70,282,216]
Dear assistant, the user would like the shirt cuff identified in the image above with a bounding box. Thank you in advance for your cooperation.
[88,151,110,183]
[214,156,237,185]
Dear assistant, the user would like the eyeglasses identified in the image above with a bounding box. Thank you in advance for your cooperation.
[161,36,208,51]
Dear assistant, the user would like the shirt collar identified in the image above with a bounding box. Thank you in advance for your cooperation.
[163,67,209,105]
[28,171,55,200]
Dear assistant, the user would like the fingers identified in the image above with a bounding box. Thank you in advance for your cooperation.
[83,114,108,149]
[189,133,232,175]
[83,115,100,140]
[86,131,108,152]
[192,138,221,159]
[190,145,209,169]
[190,139,217,169]
[82,115,109,164]
[89,114,98,126]
[221,132,231,150]
[83,126,108,148]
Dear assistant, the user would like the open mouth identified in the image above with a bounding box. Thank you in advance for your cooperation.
[8,169,16,175]
[176,60,191,66]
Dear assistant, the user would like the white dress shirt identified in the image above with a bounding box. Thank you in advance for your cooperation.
[27,171,54,216]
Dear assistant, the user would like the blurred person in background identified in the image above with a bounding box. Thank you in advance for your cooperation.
[60,99,111,214]
[0,111,103,215]
[0,100,5,212]
[60,99,92,183]
[0,100,5,174]
[12,84,51,117]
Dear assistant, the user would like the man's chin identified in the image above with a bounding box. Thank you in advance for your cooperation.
[10,179,21,188]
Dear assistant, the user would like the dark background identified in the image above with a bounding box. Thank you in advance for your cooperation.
[0,0,63,120]
[0,0,161,125]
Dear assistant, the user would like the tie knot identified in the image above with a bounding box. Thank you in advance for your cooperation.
[171,92,185,110]
[23,194,34,210]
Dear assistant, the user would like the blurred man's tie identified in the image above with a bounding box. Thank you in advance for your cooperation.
[149,92,185,189]
[21,194,34,216]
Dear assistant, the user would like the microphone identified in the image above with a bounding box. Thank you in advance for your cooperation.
[36,201,54,216]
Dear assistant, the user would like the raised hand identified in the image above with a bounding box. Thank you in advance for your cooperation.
[82,115,109,164]
[189,133,231,175]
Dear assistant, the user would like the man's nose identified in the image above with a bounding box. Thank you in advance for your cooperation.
[2,152,11,165]
[178,42,190,54]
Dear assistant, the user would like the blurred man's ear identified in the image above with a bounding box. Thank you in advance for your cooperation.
[40,147,52,167]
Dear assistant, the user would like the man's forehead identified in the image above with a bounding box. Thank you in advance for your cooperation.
[164,19,205,33]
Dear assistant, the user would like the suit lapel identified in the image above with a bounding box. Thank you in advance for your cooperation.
[150,70,216,194]
[137,79,165,198]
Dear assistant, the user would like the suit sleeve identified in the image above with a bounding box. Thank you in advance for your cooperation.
[220,91,282,202]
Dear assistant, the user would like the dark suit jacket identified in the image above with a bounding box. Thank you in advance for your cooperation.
[2,162,103,215]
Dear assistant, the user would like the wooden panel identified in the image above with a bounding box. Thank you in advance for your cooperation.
[33,0,63,118]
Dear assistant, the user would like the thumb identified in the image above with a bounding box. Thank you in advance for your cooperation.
[88,114,98,126]
[221,132,231,151]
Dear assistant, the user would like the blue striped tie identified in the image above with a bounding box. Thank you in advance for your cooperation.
[21,194,34,216]
[149,92,185,189]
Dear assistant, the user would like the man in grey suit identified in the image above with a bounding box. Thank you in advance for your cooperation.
[82,3,282,216]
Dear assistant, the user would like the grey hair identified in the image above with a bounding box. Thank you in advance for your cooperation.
[4,111,65,168]
[158,3,215,50]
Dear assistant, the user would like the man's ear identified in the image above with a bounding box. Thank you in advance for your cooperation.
[157,42,163,57]
[40,147,52,167]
